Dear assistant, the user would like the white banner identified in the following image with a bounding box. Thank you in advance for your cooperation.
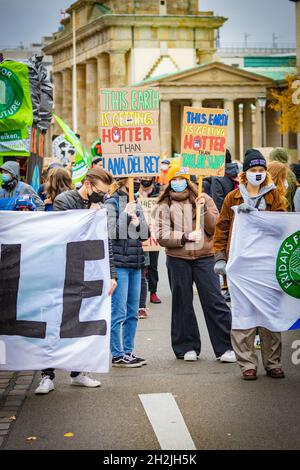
[227,210,300,332]
[0,209,111,373]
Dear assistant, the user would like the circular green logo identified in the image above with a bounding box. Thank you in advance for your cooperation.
[91,139,102,157]
[276,231,300,299]
[0,67,23,119]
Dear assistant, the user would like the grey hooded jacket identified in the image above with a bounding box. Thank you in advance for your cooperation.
[0,161,44,210]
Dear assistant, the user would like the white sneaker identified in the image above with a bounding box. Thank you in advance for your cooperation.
[35,376,54,395]
[70,373,101,388]
[219,350,237,363]
[184,350,198,361]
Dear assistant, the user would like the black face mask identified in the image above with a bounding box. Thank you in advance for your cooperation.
[88,191,106,205]
[1,177,18,191]
[141,180,153,188]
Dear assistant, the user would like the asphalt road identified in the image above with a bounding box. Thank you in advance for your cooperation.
[4,252,300,450]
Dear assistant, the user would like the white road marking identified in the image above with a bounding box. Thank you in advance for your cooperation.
[139,393,197,450]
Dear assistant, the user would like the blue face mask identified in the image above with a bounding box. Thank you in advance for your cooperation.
[171,179,187,193]
[1,174,12,184]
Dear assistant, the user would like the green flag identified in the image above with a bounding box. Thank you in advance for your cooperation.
[0,60,33,157]
[53,114,92,183]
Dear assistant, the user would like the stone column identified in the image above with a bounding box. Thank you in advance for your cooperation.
[77,64,86,144]
[255,102,267,148]
[243,101,253,153]
[224,99,236,159]
[234,102,240,160]
[62,68,72,125]
[86,60,98,147]
[192,99,202,109]
[109,50,127,87]
[160,100,172,158]
[53,72,63,134]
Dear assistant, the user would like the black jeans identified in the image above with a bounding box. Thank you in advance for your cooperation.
[42,369,80,380]
[148,251,159,294]
[166,255,232,358]
[139,268,148,309]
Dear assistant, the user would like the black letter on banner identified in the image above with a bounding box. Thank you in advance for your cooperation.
[60,240,106,338]
[0,245,46,338]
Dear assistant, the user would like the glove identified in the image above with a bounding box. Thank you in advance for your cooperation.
[237,203,258,214]
[214,260,227,276]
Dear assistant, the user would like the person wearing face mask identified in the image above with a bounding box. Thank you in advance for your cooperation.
[213,149,287,381]
[157,158,170,188]
[0,160,44,211]
[105,178,150,367]
[155,166,235,363]
[35,167,117,395]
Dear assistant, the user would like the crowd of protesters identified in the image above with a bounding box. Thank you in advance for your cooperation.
[0,145,299,393]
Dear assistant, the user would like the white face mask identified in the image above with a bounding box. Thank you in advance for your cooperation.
[161,164,169,171]
[246,171,266,187]
[284,180,289,190]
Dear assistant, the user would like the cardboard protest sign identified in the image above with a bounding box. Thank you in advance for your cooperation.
[138,197,160,252]
[100,88,160,178]
[180,107,229,177]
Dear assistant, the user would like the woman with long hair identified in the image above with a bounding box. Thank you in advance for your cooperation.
[155,165,235,363]
[267,161,288,210]
[214,149,287,380]
[44,166,72,211]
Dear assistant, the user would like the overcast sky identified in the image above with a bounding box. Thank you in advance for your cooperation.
[0,0,296,47]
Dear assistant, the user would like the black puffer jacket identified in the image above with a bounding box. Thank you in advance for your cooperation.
[210,162,239,211]
[105,189,149,269]
[54,189,117,280]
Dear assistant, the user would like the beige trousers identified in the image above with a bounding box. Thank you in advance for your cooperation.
[231,328,282,373]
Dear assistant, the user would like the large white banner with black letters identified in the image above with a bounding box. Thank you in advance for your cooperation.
[0,209,111,373]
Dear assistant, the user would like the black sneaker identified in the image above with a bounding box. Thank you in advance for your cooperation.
[112,355,143,368]
[125,353,147,366]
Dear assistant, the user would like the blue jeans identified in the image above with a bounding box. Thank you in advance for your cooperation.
[111,267,142,358]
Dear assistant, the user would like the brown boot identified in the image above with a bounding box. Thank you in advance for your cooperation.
[266,368,285,378]
[242,369,257,380]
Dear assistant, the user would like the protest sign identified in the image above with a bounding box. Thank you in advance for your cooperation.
[181,106,229,228]
[100,87,160,182]
[181,106,228,177]
[52,134,76,165]
[0,60,33,157]
[0,209,111,373]
[138,197,160,252]
[227,210,300,331]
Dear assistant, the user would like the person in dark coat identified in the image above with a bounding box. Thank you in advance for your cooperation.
[137,177,162,306]
[105,178,149,368]
[210,150,239,212]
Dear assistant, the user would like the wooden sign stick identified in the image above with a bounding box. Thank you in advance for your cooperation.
[128,177,135,202]
[196,175,203,230]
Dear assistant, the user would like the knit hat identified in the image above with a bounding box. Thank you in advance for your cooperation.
[168,166,190,182]
[269,147,289,164]
[243,149,267,172]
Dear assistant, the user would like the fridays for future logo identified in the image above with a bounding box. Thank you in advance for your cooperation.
[276,231,300,299]
[0,66,23,119]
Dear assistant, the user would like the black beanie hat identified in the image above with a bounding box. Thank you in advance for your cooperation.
[243,149,267,172]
